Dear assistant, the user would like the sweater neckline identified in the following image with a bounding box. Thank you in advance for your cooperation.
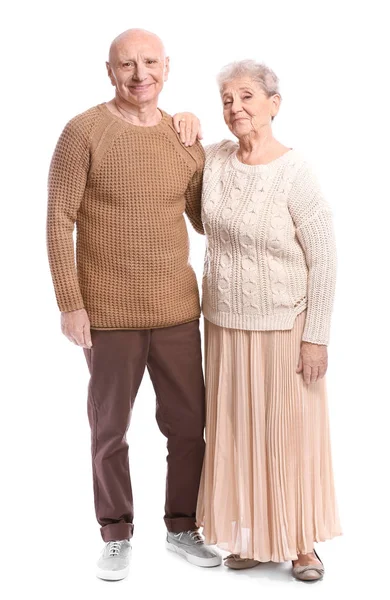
[231,147,294,174]
[98,102,171,132]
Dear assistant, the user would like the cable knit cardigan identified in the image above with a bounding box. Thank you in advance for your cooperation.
[201,140,337,345]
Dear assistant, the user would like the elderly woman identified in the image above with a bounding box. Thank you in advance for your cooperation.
[177,60,341,581]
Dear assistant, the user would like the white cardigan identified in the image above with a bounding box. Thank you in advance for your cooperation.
[201,140,337,345]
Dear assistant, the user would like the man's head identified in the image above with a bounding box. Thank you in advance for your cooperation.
[106,29,169,107]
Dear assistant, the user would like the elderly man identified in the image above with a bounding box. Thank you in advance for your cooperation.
[47,28,220,580]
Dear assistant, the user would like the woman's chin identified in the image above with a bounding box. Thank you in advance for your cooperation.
[232,124,251,138]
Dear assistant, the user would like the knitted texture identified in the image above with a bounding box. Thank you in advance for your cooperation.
[201,140,337,345]
[47,104,205,329]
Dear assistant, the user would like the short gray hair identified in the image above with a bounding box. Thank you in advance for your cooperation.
[217,59,280,98]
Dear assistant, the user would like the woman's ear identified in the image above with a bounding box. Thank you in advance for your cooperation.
[270,93,281,119]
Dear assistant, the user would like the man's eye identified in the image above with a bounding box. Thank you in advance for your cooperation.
[123,62,133,67]
[147,60,157,64]
[243,95,252,100]
[224,101,232,106]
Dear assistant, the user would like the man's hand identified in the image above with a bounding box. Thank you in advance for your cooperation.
[173,112,203,146]
[296,341,328,385]
[61,308,92,349]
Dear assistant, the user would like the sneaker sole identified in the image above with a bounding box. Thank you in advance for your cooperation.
[165,540,221,567]
[96,565,130,581]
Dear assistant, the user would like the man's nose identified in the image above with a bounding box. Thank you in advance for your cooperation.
[133,64,147,81]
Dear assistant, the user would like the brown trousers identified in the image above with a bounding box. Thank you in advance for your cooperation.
[83,319,205,542]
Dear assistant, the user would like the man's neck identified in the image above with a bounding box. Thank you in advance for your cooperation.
[107,97,162,127]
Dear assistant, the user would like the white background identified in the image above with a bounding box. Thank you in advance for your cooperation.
[1,0,389,598]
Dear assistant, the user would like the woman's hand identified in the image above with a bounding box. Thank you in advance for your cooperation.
[172,112,203,147]
[296,341,328,384]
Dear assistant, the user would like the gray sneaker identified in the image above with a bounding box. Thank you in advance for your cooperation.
[166,530,221,567]
[96,539,131,581]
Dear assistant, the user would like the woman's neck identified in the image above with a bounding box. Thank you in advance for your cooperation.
[238,129,288,166]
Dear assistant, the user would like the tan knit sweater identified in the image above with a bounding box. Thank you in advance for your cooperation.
[202,141,337,345]
[47,104,205,329]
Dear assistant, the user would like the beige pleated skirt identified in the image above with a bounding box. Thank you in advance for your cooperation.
[196,311,342,562]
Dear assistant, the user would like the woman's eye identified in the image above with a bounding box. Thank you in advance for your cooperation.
[243,95,252,100]
[224,101,232,106]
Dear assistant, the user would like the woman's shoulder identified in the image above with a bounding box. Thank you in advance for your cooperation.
[286,150,322,176]
[204,139,238,164]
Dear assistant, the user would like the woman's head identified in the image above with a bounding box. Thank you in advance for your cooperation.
[217,60,281,138]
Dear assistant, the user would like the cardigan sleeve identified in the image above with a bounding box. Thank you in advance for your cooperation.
[288,163,337,345]
[47,117,91,312]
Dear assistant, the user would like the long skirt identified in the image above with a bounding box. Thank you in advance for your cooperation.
[196,311,342,562]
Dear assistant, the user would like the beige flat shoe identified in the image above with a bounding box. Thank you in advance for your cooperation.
[292,549,324,581]
[224,554,260,570]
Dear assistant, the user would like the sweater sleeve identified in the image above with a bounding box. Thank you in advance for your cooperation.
[288,162,337,345]
[184,142,205,235]
[47,118,91,312]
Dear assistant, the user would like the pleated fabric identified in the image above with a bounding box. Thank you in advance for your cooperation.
[196,311,342,562]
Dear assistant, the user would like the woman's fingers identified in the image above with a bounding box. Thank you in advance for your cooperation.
[299,341,328,384]
[189,120,197,146]
[310,366,319,384]
[303,363,312,385]
[296,355,303,373]
[179,120,187,144]
[172,113,202,146]
[185,120,193,145]
[172,113,183,134]
[318,363,327,380]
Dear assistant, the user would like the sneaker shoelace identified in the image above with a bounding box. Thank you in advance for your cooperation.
[108,541,122,556]
[174,530,203,544]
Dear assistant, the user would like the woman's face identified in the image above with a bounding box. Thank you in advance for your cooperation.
[221,77,279,138]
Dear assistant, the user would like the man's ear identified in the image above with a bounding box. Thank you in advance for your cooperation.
[106,61,116,86]
[164,56,170,82]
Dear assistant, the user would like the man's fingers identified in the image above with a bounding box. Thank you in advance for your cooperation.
[84,323,93,349]
[197,125,203,140]
[66,333,79,346]
[73,328,86,347]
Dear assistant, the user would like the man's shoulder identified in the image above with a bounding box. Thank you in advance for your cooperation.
[182,140,205,171]
[61,105,104,141]
[159,111,205,171]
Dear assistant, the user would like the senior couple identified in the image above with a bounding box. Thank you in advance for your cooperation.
[47,28,341,583]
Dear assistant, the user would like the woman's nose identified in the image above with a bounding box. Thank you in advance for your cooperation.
[231,98,242,113]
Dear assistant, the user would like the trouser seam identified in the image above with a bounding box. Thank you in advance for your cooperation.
[89,351,100,523]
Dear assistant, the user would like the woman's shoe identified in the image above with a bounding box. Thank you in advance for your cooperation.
[224,554,260,570]
[292,549,324,581]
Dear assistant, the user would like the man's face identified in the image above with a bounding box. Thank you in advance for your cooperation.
[106,33,169,107]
